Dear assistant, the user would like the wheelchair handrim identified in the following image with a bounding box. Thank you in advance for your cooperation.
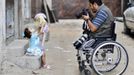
[91,41,129,75]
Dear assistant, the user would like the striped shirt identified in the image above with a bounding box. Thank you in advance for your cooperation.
[92,10,108,28]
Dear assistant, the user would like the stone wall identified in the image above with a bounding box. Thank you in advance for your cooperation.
[52,0,121,19]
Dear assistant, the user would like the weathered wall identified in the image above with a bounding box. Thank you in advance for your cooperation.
[31,0,42,18]
[103,0,121,17]
[6,0,15,38]
[0,0,6,73]
[53,0,121,19]
[53,0,88,19]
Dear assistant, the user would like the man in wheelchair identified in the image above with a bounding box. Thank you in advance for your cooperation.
[73,0,119,74]
[74,0,115,50]
[73,0,129,75]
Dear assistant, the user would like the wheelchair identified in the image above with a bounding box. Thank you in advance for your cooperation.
[73,22,129,75]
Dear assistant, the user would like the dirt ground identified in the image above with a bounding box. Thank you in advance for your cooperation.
[1,20,134,75]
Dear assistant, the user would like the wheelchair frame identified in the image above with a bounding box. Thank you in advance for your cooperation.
[75,22,129,75]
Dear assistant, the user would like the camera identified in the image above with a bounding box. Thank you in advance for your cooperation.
[73,33,89,49]
[75,8,88,19]
[75,8,94,20]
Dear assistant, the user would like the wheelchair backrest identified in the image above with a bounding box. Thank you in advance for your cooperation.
[92,21,117,48]
[110,21,116,41]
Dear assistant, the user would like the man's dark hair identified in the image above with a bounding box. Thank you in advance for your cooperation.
[89,0,102,6]
[24,28,31,39]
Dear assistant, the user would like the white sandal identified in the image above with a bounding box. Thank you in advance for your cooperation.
[43,64,51,69]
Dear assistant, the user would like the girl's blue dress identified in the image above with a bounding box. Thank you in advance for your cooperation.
[26,33,43,56]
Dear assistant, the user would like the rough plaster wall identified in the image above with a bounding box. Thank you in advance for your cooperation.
[53,0,88,19]
[103,0,121,16]
[24,0,30,19]
[31,0,42,18]
[0,0,6,73]
[6,0,14,26]
[53,0,121,18]
[6,0,14,38]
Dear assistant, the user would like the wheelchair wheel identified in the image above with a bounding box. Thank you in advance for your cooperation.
[91,41,129,75]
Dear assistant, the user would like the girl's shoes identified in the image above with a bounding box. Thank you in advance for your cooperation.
[41,64,51,69]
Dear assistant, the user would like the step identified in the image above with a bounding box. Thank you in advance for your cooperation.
[1,60,32,75]
[14,55,41,69]
[6,39,29,58]
[5,39,41,70]
[1,61,23,74]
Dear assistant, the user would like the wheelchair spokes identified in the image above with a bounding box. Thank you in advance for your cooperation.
[91,41,129,75]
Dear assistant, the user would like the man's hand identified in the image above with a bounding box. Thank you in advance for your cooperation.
[82,15,90,21]
[82,15,97,32]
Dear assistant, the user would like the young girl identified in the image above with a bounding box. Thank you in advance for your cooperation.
[24,28,42,56]
[34,13,49,43]
[24,27,50,69]
[34,13,49,69]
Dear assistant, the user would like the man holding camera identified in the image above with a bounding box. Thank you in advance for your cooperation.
[73,0,114,49]
[82,0,114,38]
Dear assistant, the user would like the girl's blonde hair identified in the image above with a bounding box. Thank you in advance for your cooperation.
[34,16,46,27]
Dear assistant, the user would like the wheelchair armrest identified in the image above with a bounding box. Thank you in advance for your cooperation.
[95,33,116,41]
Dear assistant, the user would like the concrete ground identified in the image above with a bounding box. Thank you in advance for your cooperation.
[0,19,134,75]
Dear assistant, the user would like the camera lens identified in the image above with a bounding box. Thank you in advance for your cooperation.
[73,34,88,49]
